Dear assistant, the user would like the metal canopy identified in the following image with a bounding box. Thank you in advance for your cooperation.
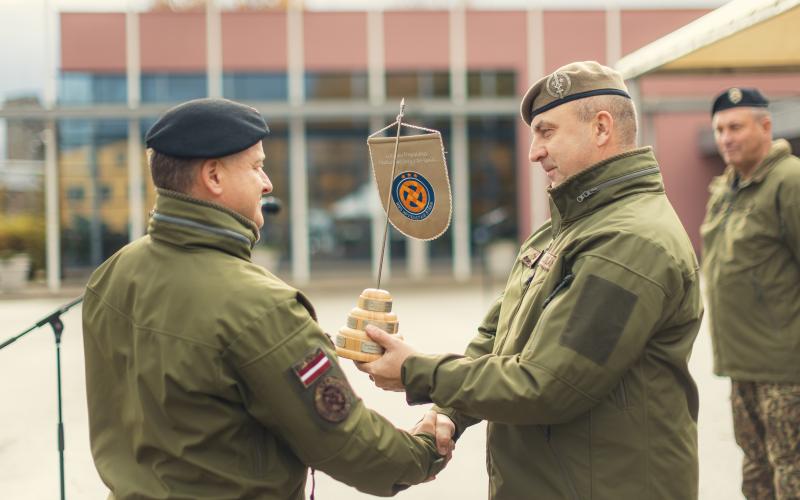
[616,0,800,79]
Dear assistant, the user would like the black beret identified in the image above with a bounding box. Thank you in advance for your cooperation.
[145,98,269,158]
[711,87,769,117]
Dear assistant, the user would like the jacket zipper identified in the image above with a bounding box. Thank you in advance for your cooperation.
[543,426,581,500]
[576,166,660,203]
[494,246,549,354]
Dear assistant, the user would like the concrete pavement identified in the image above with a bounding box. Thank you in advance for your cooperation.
[0,282,741,499]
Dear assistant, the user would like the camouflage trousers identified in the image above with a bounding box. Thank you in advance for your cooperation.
[731,380,800,500]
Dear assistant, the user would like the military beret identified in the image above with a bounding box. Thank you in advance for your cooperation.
[145,98,269,158]
[520,61,631,126]
[711,87,769,117]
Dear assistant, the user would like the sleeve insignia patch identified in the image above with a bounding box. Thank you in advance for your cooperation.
[314,376,352,423]
[293,348,332,388]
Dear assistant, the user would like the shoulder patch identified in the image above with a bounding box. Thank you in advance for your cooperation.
[293,348,332,388]
[314,376,352,423]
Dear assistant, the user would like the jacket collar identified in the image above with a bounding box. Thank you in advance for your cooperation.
[725,139,791,189]
[148,189,259,260]
[548,147,663,235]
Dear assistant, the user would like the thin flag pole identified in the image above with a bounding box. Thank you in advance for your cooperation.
[376,98,405,290]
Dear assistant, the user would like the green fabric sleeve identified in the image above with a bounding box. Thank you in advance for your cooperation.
[403,246,678,425]
[429,293,504,439]
[230,297,444,497]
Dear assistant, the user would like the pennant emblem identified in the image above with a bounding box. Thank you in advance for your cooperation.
[292,348,332,388]
[368,132,452,240]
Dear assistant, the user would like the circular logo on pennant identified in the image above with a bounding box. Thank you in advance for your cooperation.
[391,171,435,221]
[546,72,572,99]
[728,87,743,104]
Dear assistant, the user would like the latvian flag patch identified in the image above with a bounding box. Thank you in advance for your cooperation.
[293,348,332,388]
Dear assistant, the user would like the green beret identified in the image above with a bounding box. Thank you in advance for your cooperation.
[145,98,269,158]
[711,87,768,117]
[520,61,631,126]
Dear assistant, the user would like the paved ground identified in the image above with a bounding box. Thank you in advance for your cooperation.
[0,281,742,499]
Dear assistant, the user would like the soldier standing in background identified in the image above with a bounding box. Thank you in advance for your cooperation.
[701,87,800,500]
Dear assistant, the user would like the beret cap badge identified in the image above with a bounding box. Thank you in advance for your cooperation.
[546,72,572,99]
[728,88,743,104]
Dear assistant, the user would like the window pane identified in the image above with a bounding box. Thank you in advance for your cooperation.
[257,122,290,274]
[141,73,207,103]
[223,72,288,101]
[469,117,518,256]
[386,71,450,99]
[307,119,372,272]
[467,70,516,98]
[58,119,129,277]
[59,72,127,105]
[305,72,368,100]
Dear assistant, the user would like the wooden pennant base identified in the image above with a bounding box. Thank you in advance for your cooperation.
[335,288,399,362]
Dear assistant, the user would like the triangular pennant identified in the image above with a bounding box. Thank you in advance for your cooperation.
[367,131,452,241]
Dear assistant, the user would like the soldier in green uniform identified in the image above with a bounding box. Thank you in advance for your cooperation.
[358,61,703,499]
[81,98,446,500]
[701,87,800,500]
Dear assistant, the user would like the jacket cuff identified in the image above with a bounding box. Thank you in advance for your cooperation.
[401,353,441,405]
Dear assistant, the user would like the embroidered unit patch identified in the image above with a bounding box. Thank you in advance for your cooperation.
[293,348,332,388]
[314,376,352,422]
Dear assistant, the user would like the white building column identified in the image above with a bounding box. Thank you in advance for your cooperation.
[287,1,309,284]
[126,9,145,241]
[450,1,470,281]
[44,123,60,291]
[527,8,548,232]
[605,6,622,67]
[367,9,390,283]
[206,0,222,98]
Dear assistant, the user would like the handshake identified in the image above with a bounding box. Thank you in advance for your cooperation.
[354,324,457,477]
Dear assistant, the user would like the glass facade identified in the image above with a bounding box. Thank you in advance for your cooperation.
[58,119,129,275]
[141,73,207,103]
[223,72,288,101]
[386,71,450,99]
[60,72,127,105]
[305,72,368,100]
[468,117,518,254]
[306,119,372,272]
[258,122,290,269]
[467,70,516,98]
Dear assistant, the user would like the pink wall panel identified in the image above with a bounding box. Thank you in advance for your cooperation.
[222,12,287,71]
[466,11,526,71]
[653,112,723,251]
[140,12,206,72]
[384,11,450,70]
[621,10,708,56]
[642,73,800,99]
[304,12,367,70]
[543,11,606,73]
[61,13,126,72]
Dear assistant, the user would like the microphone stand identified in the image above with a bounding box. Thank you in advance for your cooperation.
[0,295,84,500]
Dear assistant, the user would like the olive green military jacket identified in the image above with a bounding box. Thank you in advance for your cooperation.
[403,148,702,500]
[82,190,443,500]
[701,139,800,382]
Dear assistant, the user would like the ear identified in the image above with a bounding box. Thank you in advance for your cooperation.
[594,110,614,147]
[760,114,772,136]
[196,159,225,197]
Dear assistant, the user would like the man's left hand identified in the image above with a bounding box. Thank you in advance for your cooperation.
[355,325,417,391]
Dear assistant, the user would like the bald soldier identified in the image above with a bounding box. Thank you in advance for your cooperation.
[81,98,446,500]
[359,61,703,499]
[702,88,800,499]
